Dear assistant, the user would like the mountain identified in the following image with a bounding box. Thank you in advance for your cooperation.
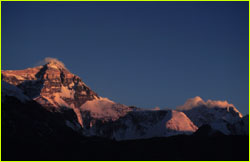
[2,60,98,126]
[176,96,244,135]
[2,59,198,140]
[2,58,248,160]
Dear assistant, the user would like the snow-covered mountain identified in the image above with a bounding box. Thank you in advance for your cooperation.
[2,60,132,127]
[2,58,248,140]
[176,96,245,135]
[2,58,198,140]
[2,60,98,108]
[81,109,198,140]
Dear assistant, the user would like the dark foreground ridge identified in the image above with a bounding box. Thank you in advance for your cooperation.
[3,133,249,161]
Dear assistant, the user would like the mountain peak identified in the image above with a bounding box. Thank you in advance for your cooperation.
[2,58,99,112]
[176,96,242,116]
[43,57,67,70]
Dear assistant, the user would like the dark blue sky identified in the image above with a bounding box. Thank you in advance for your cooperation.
[2,2,249,115]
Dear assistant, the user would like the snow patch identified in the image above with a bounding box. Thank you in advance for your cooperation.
[48,64,59,69]
[166,110,198,132]
[53,93,71,108]
[80,97,130,119]
[39,96,58,107]
[60,86,75,98]
[72,108,84,127]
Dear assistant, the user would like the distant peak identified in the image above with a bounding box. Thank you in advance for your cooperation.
[176,96,243,117]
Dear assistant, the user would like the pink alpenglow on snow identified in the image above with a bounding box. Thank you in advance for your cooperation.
[176,96,242,118]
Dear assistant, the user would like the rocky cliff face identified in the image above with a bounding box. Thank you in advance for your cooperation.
[2,61,98,109]
[2,61,102,128]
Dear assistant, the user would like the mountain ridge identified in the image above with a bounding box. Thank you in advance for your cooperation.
[2,58,248,140]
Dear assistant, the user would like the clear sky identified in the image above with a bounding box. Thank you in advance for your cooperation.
[2,2,249,115]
